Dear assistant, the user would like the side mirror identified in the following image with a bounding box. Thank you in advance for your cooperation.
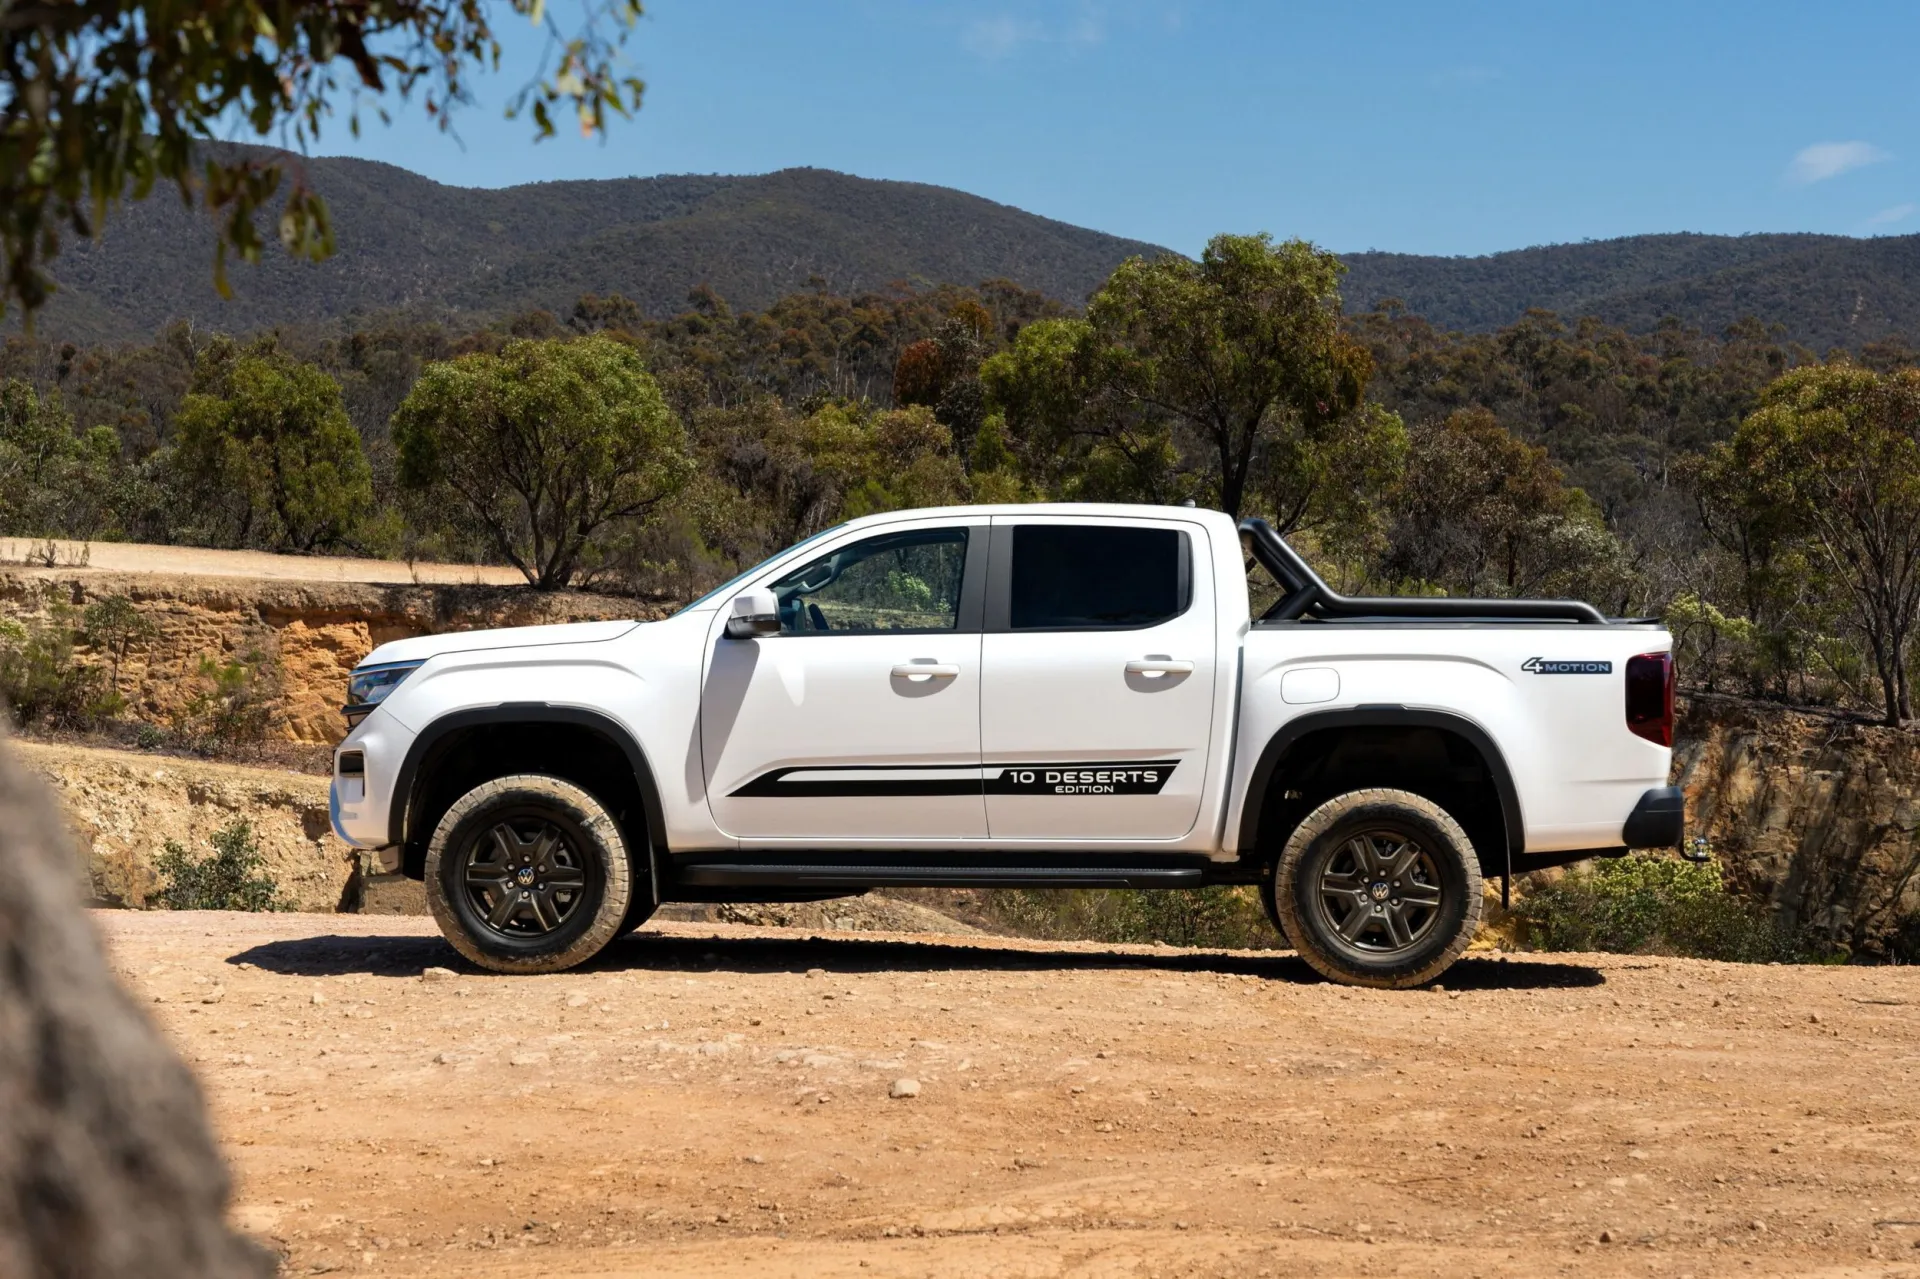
[724,589,781,639]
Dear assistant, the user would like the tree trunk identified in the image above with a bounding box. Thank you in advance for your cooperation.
[1873,635,1903,727]
[1899,636,1915,722]
[1218,451,1248,521]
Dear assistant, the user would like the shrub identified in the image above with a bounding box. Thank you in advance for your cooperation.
[0,606,119,729]
[82,593,157,697]
[151,820,283,911]
[170,648,280,752]
[982,886,1277,950]
[1514,853,1832,963]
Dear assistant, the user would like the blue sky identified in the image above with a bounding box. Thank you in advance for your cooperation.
[312,0,1920,258]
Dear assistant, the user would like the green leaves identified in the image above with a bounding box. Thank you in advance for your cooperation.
[1515,854,1830,964]
[0,379,136,540]
[983,233,1381,520]
[391,334,693,588]
[0,601,121,730]
[169,342,374,553]
[1380,406,1625,602]
[1706,363,1920,723]
[153,820,284,912]
[0,0,648,321]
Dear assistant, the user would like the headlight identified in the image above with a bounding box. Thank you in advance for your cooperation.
[343,660,424,727]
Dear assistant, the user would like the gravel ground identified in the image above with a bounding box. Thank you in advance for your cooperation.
[99,910,1920,1278]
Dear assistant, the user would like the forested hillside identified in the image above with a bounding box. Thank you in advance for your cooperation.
[31,145,1920,351]
[1342,232,1920,350]
[27,150,1165,343]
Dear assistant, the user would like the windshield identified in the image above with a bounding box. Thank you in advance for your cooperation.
[673,525,845,615]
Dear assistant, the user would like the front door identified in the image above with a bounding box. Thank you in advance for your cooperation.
[980,517,1217,840]
[702,520,987,843]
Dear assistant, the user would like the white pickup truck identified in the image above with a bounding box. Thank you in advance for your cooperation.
[329,503,1682,988]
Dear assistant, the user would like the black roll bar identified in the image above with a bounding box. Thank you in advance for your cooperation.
[1238,518,1608,626]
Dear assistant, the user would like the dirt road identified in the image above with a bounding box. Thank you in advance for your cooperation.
[100,911,1920,1278]
[0,537,526,585]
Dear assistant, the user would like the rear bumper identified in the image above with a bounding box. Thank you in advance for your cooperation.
[1622,785,1685,850]
[1503,787,1685,875]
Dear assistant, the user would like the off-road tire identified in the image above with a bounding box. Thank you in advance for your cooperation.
[1271,788,1481,989]
[425,775,632,974]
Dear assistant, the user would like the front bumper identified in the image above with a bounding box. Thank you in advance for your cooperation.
[1622,785,1685,850]
[329,716,407,850]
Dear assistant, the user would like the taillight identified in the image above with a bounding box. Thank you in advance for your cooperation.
[1625,652,1674,747]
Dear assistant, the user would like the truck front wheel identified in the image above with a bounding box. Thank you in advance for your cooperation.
[1271,788,1481,989]
[424,775,633,974]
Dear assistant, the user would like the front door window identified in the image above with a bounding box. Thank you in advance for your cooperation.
[771,529,968,633]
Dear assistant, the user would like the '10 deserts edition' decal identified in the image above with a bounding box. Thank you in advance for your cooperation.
[731,762,1179,798]
[985,764,1176,796]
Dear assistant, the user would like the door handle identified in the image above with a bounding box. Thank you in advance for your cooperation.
[1126,657,1194,677]
[891,663,960,682]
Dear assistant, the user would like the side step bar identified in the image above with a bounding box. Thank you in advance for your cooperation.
[671,863,1208,890]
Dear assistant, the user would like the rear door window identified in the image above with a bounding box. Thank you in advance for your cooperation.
[1008,525,1187,630]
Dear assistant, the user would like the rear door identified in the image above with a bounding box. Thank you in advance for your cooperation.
[701,519,987,843]
[979,516,1218,840]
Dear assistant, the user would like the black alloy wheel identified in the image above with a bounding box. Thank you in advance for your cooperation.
[460,814,592,938]
[1308,828,1445,956]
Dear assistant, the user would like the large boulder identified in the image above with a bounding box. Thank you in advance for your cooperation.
[0,734,273,1278]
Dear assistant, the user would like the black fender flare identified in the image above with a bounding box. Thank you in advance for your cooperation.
[1237,705,1524,866]
[387,703,668,880]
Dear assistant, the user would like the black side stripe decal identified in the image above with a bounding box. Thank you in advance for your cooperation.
[730,761,1179,799]
[729,769,981,798]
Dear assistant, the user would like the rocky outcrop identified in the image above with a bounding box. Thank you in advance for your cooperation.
[1674,694,1920,957]
[1,571,664,745]
[15,740,358,911]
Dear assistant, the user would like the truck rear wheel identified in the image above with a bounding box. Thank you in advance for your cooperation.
[424,774,632,974]
[1271,788,1481,989]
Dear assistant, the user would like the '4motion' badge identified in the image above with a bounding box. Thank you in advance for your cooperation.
[1521,657,1613,675]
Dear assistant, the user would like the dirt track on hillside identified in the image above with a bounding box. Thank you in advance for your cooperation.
[0,537,526,585]
[101,911,1920,1278]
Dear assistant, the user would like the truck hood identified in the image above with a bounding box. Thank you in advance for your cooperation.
[361,619,641,666]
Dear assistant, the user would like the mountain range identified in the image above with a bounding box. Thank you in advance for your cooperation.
[32,152,1163,343]
[27,147,1920,351]
[1340,232,1920,351]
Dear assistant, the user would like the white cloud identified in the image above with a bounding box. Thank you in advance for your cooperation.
[962,16,1043,58]
[1786,141,1890,185]
[1866,203,1916,227]
[962,4,1116,59]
